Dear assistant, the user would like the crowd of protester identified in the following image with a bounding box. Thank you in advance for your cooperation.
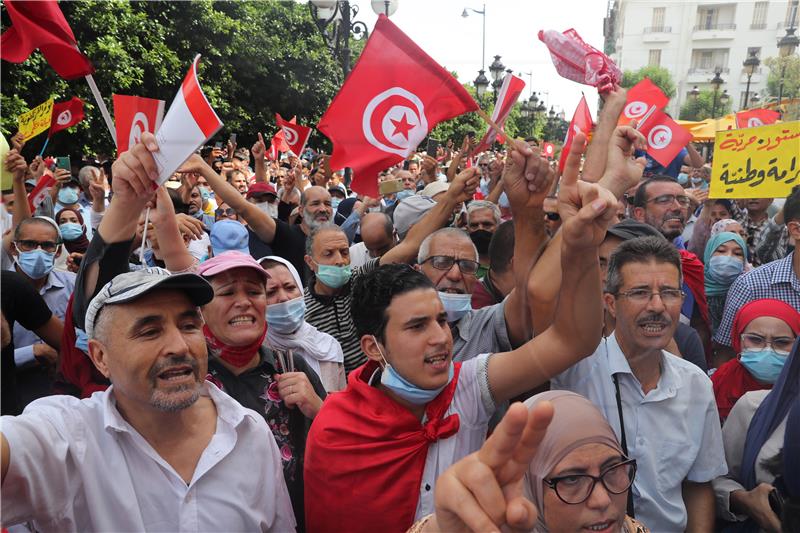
[1,88,799,532]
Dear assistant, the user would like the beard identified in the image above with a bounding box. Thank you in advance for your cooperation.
[303,207,331,230]
[147,355,202,412]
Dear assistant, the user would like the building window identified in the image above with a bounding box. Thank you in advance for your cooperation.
[786,0,799,27]
[697,6,718,30]
[752,2,768,29]
[652,7,665,30]
[649,49,662,66]
[690,48,730,72]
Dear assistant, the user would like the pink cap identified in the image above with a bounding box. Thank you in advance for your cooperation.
[196,251,270,279]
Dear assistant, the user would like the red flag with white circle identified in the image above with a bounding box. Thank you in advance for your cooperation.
[275,113,311,157]
[317,14,478,197]
[48,97,84,136]
[27,170,56,212]
[734,109,780,129]
[113,94,165,154]
[541,142,555,159]
[558,95,593,174]
[473,73,526,153]
[636,109,693,167]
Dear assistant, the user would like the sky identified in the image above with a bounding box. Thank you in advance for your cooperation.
[307,0,609,117]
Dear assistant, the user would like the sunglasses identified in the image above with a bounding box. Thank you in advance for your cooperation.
[215,207,237,217]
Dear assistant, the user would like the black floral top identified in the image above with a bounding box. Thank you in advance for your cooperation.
[206,347,326,532]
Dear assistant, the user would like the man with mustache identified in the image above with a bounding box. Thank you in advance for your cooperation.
[0,133,295,532]
[552,236,726,533]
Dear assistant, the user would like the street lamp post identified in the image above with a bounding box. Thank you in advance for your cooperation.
[777,27,799,111]
[309,1,372,77]
[689,85,700,101]
[710,69,725,118]
[462,4,487,88]
[742,50,760,109]
[473,69,489,98]
[489,55,505,100]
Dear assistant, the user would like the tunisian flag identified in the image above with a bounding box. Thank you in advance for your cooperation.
[317,14,478,197]
[473,73,526,153]
[27,172,56,212]
[541,142,556,159]
[0,0,94,80]
[49,97,85,136]
[735,109,780,129]
[275,113,312,157]
[558,95,593,174]
[113,95,166,154]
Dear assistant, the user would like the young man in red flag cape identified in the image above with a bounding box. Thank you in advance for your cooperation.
[304,126,647,533]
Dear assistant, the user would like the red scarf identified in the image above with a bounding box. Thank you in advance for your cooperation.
[711,358,771,422]
[202,324,266,368]
[679,250,709,326]
[304,360,462,533]
[55,294,110,397]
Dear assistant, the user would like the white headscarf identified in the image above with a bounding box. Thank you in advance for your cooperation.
[259,256,344,377]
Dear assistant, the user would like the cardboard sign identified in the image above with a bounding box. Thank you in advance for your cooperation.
[710,121,800,199]
[1,134,13,190]
[17,98,54,140]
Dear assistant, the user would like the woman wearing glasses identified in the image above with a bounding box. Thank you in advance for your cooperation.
[415,391,647,533]
[711,299,799,424]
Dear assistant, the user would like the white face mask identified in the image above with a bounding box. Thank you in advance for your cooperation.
[256,201,279,219]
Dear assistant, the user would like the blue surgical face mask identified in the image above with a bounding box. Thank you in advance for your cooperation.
[59,222,84,241]
[57,187,79,205]
[75,328,89,353]
[15,248,55,279]
[374,335,454,405]
[200,187,211,201]
[707,255,744,286]
[396,190,415,202]
[740,349,787,384]
[438,291,472,323]
[316,263,351,289]
[331,198,342,210]
[690,176,708,190]
[266,296,306,334]
[677,173,689,185]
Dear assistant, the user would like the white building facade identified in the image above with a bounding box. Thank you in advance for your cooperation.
[604,0,799,116]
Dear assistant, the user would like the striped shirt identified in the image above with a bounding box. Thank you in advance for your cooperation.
[304,259,379,374]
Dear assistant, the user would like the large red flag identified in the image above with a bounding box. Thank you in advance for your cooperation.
[317,14,478,197]
[0,0,94,80]
[473,73,526,153]
[275,113,312,157]
[617,77,669,127]
[735,109,780,129]
[113,95,165,154]
[49,97,85,136]
[558,95,593,174]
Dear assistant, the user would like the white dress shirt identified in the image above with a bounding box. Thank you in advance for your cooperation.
[1,383,296,532]
[552,332,727,533]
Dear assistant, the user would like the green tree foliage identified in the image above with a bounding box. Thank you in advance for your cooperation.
[678,88,732,121]
[1,1,341,158]
[621,66,676,99]
[765,55,800,99]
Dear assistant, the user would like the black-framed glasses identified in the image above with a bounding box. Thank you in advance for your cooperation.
[544,458,637,505]
[615,288,685,304]
[740,333,796,355]
[545,212,560,221]
[646,194,691,207]
[421,255,480,275]
[215,207,237,217]
[15,239,61,253]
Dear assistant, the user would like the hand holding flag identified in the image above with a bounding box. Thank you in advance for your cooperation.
[473,73,525,154]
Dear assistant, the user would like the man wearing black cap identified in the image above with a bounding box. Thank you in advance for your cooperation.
[0,134,296,532]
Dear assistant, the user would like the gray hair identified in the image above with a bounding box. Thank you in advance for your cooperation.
[92,304,118,345]
[78,165,100,189]
[466,200,501,226]
[305,222,346,256]
[418,227,478,264]
[605,236,683,294]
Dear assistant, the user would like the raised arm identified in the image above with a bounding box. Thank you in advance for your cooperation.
[148,187,195,272]
[379,167,479,265]
[252,133,268,184]
[2,150,32,257]
[487,132,626,404]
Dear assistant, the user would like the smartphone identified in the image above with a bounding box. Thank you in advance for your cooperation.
[466,131,476,140]
[426,138,440,158]
[379,179,404,196]
[56,156,71,172]
[403,160,410,170]
[214,141,223,150]
[229,133,237,144]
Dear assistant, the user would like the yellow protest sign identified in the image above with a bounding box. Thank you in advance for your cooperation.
[1,134,13,191]
[710,121,800,199]
[17,98,54,141]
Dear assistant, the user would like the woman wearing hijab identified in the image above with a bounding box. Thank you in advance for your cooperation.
[197,251,326,532]
[714,338,800,533]
[712,299,800,423]
[415,391,647,533]
[258,255,346,392]
[704,231,748,335]
[55,207,90,254]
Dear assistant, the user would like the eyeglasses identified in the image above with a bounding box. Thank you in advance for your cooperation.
[15,239,61,253]
[740,333,796,355]
[615,288,685,304]
[545,212,561,221]
[215,207,237,217]
[544,459,637,505]
[421,255,480,275]
[646,194,691,208]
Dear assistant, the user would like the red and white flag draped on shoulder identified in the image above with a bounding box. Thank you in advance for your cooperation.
[317,14,478,197]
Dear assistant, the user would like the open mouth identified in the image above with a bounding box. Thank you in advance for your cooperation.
[439,288,464,295]
[156,365,195,383]
[229,315,256,327]
[423,353,450,370]
[639,321,667,335]
[584,520,615,532]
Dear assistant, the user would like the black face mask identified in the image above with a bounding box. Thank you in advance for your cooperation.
[470,229,493,255]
